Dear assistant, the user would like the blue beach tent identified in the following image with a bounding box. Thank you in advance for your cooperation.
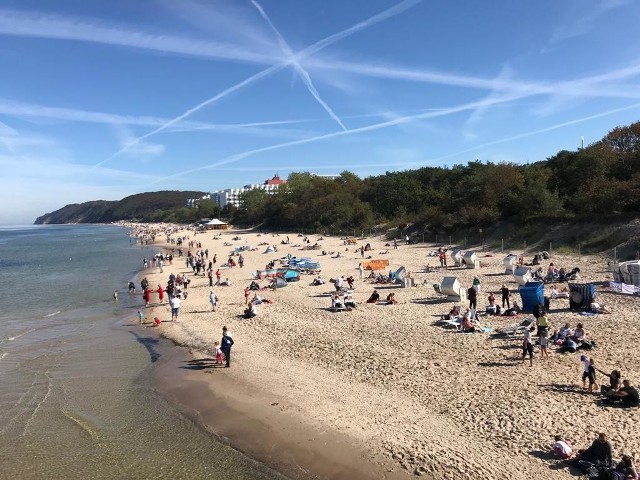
[519,282,544,313]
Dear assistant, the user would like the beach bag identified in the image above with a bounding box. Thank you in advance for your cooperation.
[581,339,594,350]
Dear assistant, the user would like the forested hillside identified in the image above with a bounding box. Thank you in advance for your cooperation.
[34,191,206,224]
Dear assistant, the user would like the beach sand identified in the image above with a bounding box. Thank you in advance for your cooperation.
[134,226,640,479]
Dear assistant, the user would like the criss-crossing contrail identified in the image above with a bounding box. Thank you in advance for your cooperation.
[250,0,347,131]
[150,90,528,184]
[151,100,640,186]
[92,0,421,168]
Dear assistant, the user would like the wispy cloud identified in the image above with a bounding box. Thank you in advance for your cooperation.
[153,88,640,186]
[548,0,630,46]
[111,125,164,160]
[0,98,316,139]
[0,120,17,136]
[307,57,640,100]
[151,90,529,184]
[419,102,640,167]
[250,0,347,131]
[462,66,517,140]
[0,8,278,65]
[94,0,421,167]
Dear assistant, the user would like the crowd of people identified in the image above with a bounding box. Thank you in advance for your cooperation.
[126,226,638,478]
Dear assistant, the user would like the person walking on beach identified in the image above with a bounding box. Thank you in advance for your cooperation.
[358,262,364,280]
[207,269,213,287]
[215,269,222,286]
[170,295,181,321]
[522,326,535,366]
[157,285,165,303]
[209,291,217,312]
[238,254,244,268]
[143,287,151,307]
[221,326,234,367]
[138,310,144,325]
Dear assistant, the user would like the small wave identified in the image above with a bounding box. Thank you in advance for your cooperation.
[7,328,36,341]
[0,352,7,360]
[63,411,107,447]
[45,311,61,318]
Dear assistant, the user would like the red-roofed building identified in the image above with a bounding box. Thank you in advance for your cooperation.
[264,174,286,186]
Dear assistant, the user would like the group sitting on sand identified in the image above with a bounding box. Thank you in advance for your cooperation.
[555,432,638,478]
[364,289,398,305]
[331,293,357,311]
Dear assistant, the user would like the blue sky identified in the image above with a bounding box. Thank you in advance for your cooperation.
[1,0,640,224]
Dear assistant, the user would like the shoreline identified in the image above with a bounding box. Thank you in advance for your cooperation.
[128,224,640,480]
[128,226,401,480]
[148,334,403,480]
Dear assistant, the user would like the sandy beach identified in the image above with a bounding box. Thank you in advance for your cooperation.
[132,225,640,479]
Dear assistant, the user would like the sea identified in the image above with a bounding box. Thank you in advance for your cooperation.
[0,224,283,479]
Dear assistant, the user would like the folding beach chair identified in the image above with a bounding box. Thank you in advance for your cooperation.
[441,315,463,330]
[497,317,535,337]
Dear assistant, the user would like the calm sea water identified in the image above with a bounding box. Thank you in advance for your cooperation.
[0,225,283,479]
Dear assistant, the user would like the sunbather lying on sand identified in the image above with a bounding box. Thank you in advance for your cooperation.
[590,300,612,314]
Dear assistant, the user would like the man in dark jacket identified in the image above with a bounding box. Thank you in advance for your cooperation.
[577,433,613,466]
[467,286,477,310]
[221,326,234,368]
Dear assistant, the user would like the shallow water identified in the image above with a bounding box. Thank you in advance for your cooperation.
[0,225,283,479]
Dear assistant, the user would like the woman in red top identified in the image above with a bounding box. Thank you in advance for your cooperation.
[157,285,165,303]
[143,288,151,306]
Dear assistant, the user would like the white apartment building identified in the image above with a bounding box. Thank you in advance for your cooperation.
[210,174,286,208]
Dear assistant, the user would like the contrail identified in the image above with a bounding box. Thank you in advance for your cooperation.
[421,102,640,166]
[152,101,640,185]
[150,90,528,183]
[93,0,421,167]
[250,0,347,131]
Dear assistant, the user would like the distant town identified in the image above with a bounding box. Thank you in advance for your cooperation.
[186,173,339,209]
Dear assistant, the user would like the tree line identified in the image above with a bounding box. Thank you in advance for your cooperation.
[229,121,640,235]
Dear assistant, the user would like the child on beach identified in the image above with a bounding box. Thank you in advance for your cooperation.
[553,435,573,459]
[539,331,550,359]
[138,310,144,325]
[214,341,224,365]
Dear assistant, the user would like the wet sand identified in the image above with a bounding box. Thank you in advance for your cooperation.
[150,341,404,480]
